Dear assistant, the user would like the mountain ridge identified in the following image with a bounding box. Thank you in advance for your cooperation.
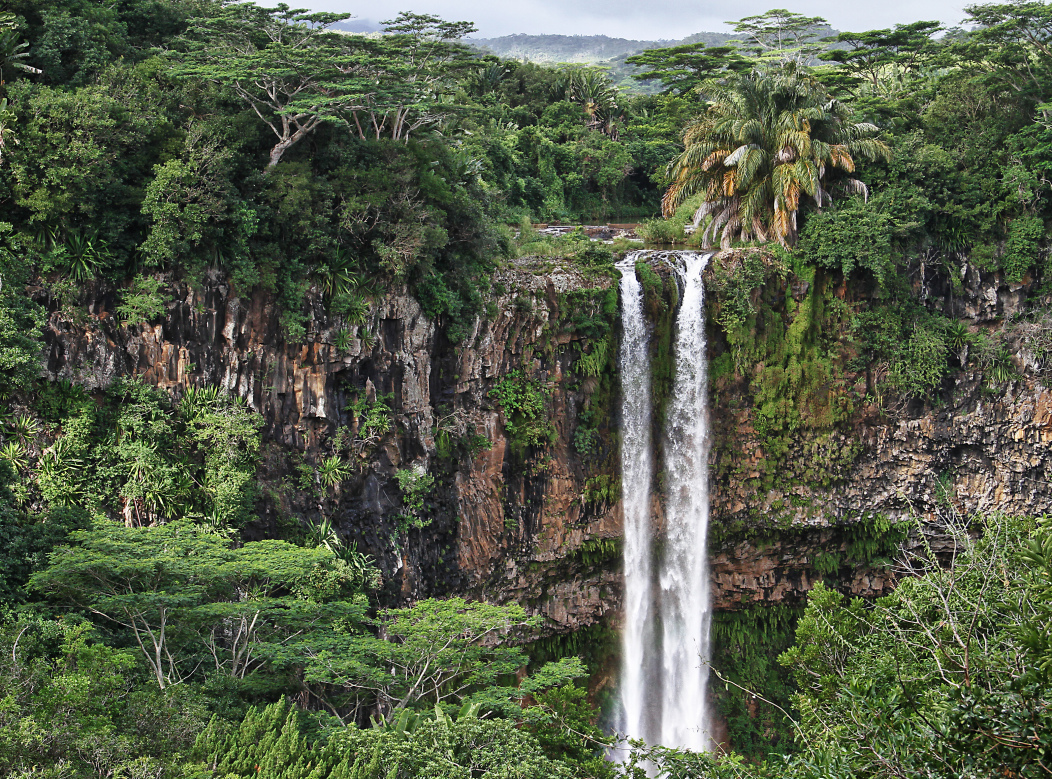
[467,31,737,64]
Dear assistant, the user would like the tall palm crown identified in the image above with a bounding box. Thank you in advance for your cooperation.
[663,65,890,248]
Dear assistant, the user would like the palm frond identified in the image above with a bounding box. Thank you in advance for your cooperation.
[661,63,888,249]
[840,178,870,201]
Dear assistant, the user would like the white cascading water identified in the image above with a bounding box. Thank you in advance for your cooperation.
[657,252,713,751]
[616,252,656,744]
[618,251,714,753]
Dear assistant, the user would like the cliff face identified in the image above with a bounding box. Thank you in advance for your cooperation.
[38,259,621,634]
[705,257,1052,610]
[36,253,1052,635]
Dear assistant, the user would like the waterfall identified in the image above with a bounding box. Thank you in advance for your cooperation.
[617,252,657,744]
[657,252,713,751]
[617,251,713,753]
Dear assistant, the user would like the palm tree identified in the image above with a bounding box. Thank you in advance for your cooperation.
[663,64,890,248]
[0,98,12,165]
[0,29,41,88]
[470,61,514,97]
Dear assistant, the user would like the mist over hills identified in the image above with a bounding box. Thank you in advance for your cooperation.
[327,26,740,93]
[468,31,737,64]
[331,19,384,33]
[327,25,839,94]
[464,31,744,94]
[330,24,738,65]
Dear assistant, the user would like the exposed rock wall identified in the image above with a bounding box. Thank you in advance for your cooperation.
[35,253,1052,635]
[705,370,1052,609]
[705,258,1052,610]
[37,260,621,634]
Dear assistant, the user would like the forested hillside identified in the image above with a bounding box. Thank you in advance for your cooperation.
[470,33,680,63]
[467,32,740,93]
[0,0,1050,777]
[469,31,734,63]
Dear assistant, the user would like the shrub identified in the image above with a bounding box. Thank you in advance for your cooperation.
[1002,213,1043,283]
[489,371,556,451]
[796,202,896,287]
[394,467,435,531]
[886,318,950,398]
[636,218,684,244]
[116,274,170,326]
[855,305,954,401]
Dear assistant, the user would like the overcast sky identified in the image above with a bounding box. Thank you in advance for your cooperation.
[300,1,972,40]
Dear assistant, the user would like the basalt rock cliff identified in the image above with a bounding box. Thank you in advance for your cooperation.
[34,252,1052,635]
[703,254,1052,611]
[37,259,622,634]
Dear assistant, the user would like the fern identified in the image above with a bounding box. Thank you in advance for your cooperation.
[577,335,610,377]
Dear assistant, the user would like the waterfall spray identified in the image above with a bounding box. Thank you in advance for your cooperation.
[617,251,713,753]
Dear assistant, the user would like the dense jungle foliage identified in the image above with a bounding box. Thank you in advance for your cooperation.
[0,0,1051,776]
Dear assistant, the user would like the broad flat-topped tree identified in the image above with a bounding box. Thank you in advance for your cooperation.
[820,21,944,94]
[960,1,1052,96]
[626,42,750,96]
[167,2,385,170]
[166,5,479,162]
[32,521,370,690]
[300,597,585,722]
[729,8,830,63]
[359,12,478,142]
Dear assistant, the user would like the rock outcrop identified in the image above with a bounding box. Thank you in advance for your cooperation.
[35,252,1052,634]
[38,259,621,634]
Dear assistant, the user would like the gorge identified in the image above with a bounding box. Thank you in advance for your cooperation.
[4,2,1052,773]
[33,245,1052,754]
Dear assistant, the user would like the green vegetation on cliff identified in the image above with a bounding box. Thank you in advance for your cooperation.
[634,4,1052,773]
[692,513,1052,779]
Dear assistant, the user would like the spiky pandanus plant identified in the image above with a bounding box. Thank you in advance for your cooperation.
[663,65,891,248]
[553,67,620,135]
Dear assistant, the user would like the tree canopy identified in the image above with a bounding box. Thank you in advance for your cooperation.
[32,521,371,689]
[167,3,378,169]
[625,42,749,96]
[729,8,831,63]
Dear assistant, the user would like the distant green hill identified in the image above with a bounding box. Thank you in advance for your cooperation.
[468,28,845,94]
[467,31,740,95]
[467,32,736,65]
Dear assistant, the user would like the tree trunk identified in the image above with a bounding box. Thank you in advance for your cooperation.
[265,123,314,171]
[267,139,294,170]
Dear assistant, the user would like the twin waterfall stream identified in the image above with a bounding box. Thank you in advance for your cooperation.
[616,251,714,754]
